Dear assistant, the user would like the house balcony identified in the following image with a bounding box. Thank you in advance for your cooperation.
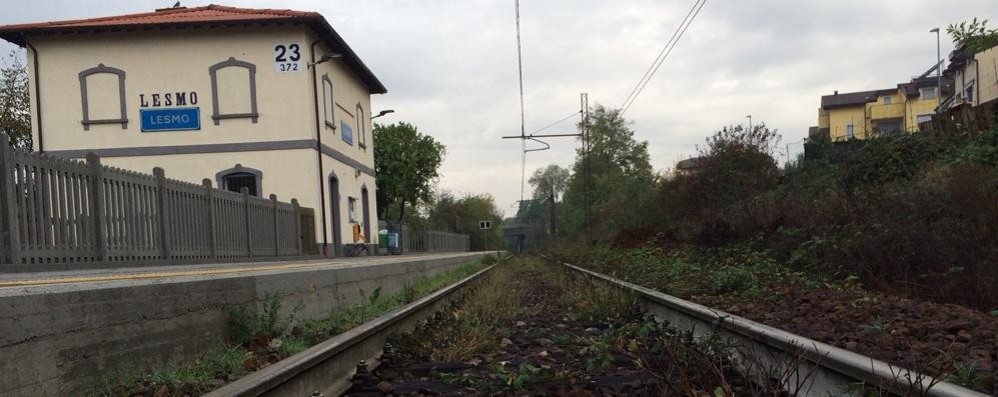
[869,103,904,120]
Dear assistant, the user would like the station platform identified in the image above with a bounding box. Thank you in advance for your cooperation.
[0,251,492,396]
[0,252,487,291]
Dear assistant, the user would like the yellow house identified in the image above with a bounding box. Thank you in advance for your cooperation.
[0,4,388,256]
[816,70,950,141]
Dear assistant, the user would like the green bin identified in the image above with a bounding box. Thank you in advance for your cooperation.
[378,229,388,248]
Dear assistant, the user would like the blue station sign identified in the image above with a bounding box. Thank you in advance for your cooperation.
[140,107,201,132]
[340,120,354,145]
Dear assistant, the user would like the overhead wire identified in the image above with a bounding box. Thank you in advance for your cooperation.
[618,0,701,111]
[620,0,707,116]
[529,110,582,135]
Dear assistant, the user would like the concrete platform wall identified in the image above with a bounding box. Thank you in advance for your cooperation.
[0,253,487,396]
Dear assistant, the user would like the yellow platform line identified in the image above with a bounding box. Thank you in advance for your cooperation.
[0,260,335,288]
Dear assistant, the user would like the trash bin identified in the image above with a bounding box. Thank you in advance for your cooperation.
[378,229,388,249]
[387,232,401,255]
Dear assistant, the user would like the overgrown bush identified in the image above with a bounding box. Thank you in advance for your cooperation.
[641,124,998,310]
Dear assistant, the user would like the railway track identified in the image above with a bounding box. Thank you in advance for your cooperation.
[205,254,987,397]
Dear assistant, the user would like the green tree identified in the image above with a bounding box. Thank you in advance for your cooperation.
[655,122,780,241]
[516,164,570,223]
[373,122,445,223]
[947,18,998,54]
[427,191,504,250]
[560,105,654,239]
[0,51,31,150]
[529,164,570,202]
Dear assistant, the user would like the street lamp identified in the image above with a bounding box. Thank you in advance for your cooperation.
[308,53,342,67]
[930,28,941,112]
[746,114,752,132]
[371,109,395,119]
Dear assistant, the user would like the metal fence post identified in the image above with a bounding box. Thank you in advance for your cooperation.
[292,198,302,255]
[242,187,252,256]
[0,135,21,264]
[87,153,108,261]
[270,194,279,256]
[153,168,171,260]
[203,179,217,259]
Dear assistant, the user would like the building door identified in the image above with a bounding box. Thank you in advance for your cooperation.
[329,174,342,257]
[361,186,371,244]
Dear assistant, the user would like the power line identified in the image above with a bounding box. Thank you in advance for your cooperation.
[618,0,701,111]
[620,0,707,116]
[529,110,582,135]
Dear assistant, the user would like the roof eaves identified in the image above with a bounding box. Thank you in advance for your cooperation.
[305,16,387,94]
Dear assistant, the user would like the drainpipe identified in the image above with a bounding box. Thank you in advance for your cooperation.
[309,38,329,256]
[975,57,980,105]
[24,40,43,152]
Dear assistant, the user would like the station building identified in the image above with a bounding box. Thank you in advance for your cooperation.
[0,4,388,256]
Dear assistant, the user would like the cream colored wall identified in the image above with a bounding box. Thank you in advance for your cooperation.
[25,24,383,250]
[100,148,320,219]
[309,34,375,169]
[27,25,313,151]
[974,46,998,105]
[304,31,378,248]
[320,152,378,248]
[98,149,377,249]
[827,106,867,141]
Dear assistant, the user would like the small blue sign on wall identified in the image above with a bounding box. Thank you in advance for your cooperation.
[140,107,201,132]
[340,120,354,145]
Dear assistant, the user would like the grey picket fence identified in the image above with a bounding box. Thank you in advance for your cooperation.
[0,134,306,267]
[402,228,470,253]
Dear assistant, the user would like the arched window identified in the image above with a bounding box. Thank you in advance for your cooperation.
[79,64,127,130]
[322,74,335,130]
[215,164,262,196]
[209,57,258,125]
[356,103,366,150]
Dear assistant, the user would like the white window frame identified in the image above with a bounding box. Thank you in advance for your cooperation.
[920,87,936,100]
[882,96,892,105]
[356,103,366,150]
[964,80,975,103]
[322,74,335,130]
[348,196,358,222]
[846,124,855,139]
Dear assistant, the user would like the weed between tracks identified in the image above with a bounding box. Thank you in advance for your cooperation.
[549,243,998,395]
[347,256,768,396]
[85,257,492,397]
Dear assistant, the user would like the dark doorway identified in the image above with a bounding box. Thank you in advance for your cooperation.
[329,174,342,256]
[361,186,371,244]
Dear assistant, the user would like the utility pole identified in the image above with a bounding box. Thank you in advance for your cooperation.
[548,194,556,236]
[581,93,591,243]
[930,27,942,112]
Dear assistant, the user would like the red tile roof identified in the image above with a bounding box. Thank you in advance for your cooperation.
[0,4,386,93]
[0,5,317,30]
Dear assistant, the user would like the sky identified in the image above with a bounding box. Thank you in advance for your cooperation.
[1,0,993,217]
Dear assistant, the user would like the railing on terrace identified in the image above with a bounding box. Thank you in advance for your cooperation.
[0,134,312,267]
[868,103,904,120]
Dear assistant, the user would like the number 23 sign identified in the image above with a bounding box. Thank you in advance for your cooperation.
[273,43,302,73]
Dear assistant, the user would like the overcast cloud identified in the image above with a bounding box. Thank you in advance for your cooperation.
[2,1,993,216]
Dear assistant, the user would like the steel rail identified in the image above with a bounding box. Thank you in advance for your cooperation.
[546,255,987,397]
[204,260,502,397]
